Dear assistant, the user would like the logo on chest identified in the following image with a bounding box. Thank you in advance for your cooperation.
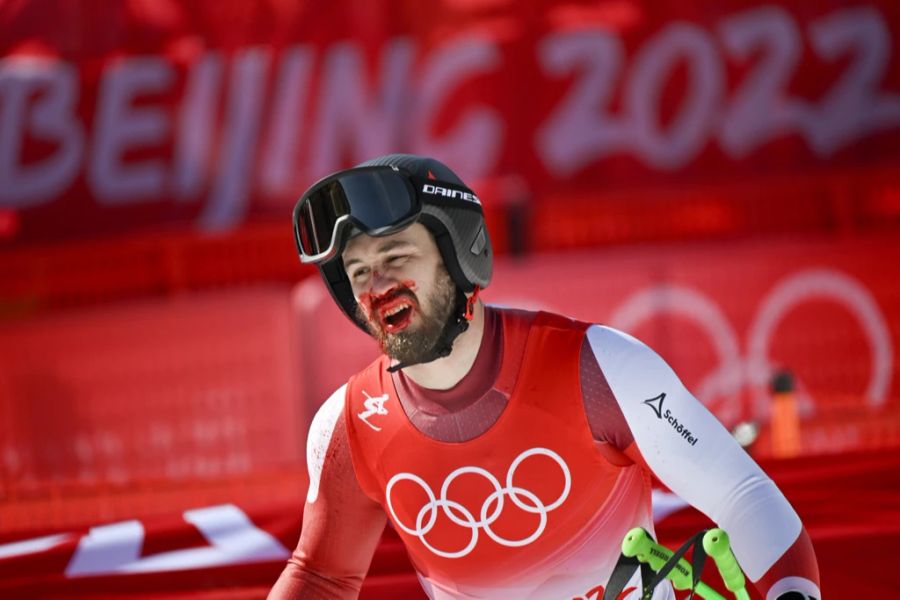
[385,447,571,559]
[358,390,390,431]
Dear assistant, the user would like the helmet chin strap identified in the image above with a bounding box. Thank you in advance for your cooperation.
[386,286,480,373]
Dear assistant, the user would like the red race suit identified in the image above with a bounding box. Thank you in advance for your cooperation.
[269,307,820,600]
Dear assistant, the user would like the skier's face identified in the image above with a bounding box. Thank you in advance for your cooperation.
[343,223,456,364]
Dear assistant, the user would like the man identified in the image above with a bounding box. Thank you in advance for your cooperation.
[270,154,820,599]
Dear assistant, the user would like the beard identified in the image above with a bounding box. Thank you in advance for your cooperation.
[357,266,458,366]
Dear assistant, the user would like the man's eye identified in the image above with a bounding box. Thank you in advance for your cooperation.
[351,267,370,280]
[387,255,408,265]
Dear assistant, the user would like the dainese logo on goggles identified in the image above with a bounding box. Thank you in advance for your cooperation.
[421,184,481,205]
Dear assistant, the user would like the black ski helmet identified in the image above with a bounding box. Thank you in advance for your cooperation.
[293,153,493,333]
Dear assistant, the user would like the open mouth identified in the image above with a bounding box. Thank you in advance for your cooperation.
[380,301,414,332]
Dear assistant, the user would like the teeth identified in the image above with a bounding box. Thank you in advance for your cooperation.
[384,304,409,317]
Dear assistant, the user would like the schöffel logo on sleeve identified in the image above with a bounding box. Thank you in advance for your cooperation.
[643,393,699,447]
[421,184,481,205]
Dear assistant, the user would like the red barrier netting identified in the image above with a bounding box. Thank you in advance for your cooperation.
[0,287,308,530]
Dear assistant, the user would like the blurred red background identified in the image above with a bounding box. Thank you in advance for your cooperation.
[1,0,899,597]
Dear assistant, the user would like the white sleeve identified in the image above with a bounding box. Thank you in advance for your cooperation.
[586,325,801,582]
[305,384,347,504]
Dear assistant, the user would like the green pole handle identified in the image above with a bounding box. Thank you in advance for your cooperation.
[621,528,725,600]
[702,529,750,600]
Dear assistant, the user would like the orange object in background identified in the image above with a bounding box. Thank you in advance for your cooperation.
[770,371,801,459]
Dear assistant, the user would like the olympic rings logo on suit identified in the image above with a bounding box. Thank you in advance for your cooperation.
[385,447,571,559]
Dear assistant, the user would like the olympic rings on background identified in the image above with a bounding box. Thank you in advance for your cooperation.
[609,268,893,421]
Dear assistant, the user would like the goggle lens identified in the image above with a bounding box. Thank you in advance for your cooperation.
[294,168,418,262]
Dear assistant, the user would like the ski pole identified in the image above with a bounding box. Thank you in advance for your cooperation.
[702,529,750,600]
[621,527,725,600]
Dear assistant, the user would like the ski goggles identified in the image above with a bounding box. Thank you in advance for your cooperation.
[292,165,478,264]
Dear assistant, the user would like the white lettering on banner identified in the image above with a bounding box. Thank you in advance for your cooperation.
[412,36,503,180]
[2,6,899,219]
[65,504,289,576]
[0,58,84,207]
[199,48,271,230]
[89,57,173,203]
[66,520,143,576]
[807,7,900,156]
[609,268,893,423]
[0,534,73,560]
[536,31,628,176]
[717,7,809,159]
[174,52,224,201]
[308,39,413,179]
[536,5,900,175]
[626,23,723,170]
[259,46,314,197]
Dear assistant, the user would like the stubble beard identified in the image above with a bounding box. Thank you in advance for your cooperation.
[357,266,457,366]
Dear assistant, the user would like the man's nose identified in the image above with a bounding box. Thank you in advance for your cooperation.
[369,270,397,296]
